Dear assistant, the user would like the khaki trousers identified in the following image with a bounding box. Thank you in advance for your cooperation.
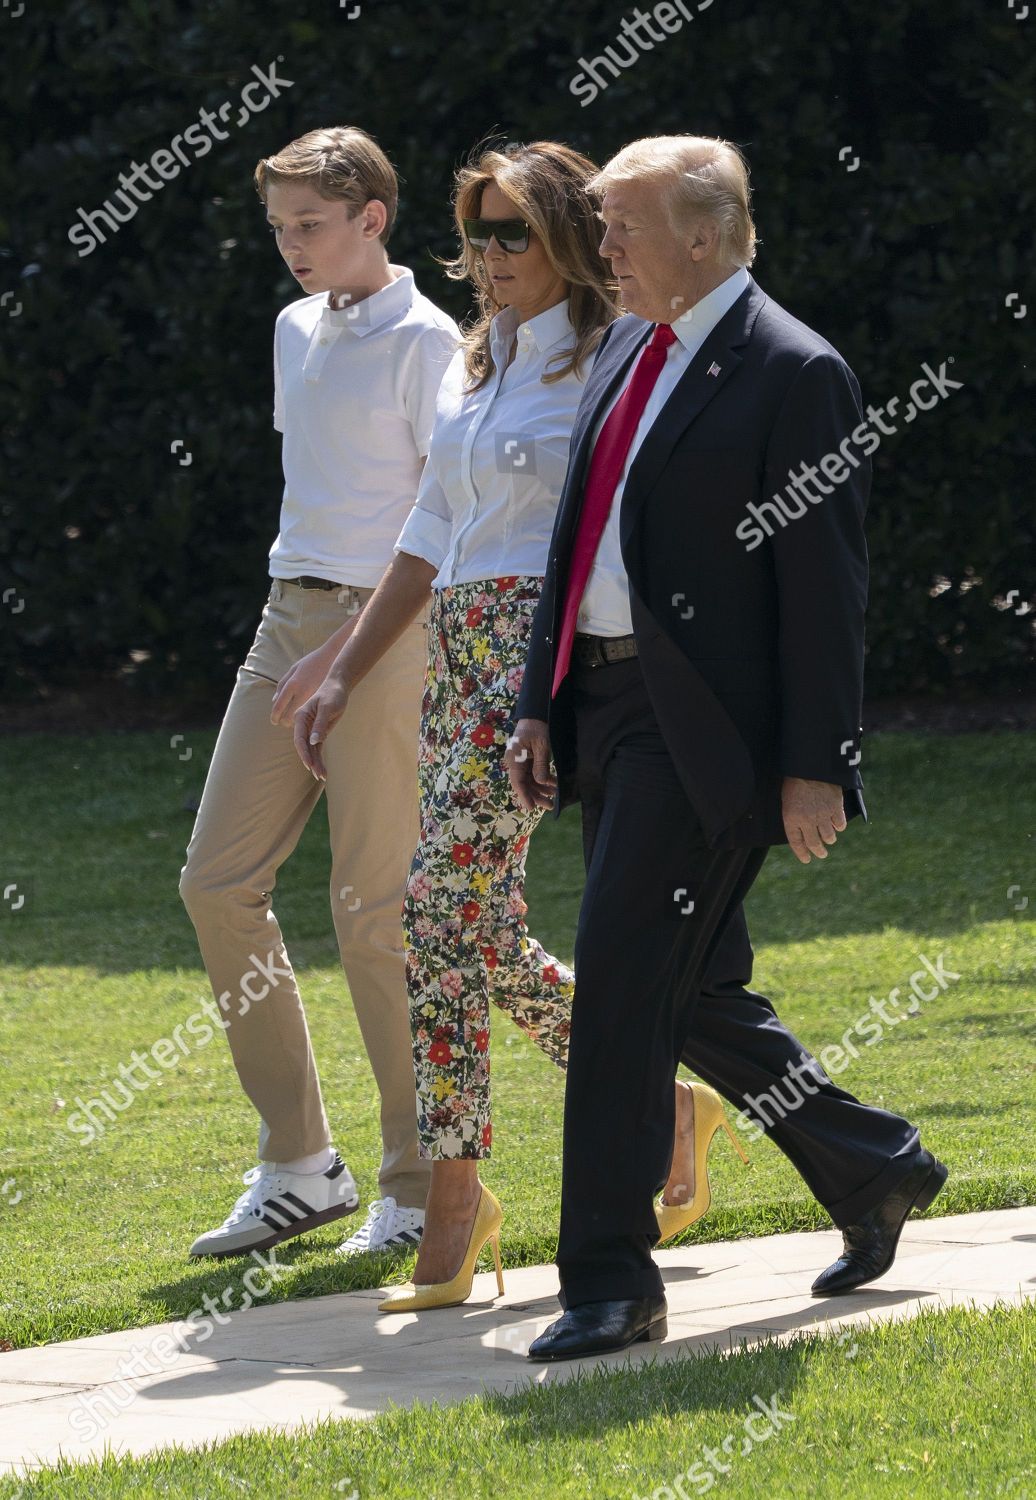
[179,577,432,1209]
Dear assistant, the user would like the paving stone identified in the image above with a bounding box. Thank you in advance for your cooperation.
[1,1206,1032,1476]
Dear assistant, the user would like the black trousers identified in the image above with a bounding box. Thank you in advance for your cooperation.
[557,652,922,1308]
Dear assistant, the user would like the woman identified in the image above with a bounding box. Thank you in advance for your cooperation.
[290,141,735,1311]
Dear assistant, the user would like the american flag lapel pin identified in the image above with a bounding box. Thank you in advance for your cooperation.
[707,361,721,377]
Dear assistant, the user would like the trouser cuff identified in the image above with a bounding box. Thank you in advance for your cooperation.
[823,1141,925,1228]
[558,1265,665,1310]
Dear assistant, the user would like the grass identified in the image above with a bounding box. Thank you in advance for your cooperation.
[1,1301,1033,1498]
[0,729,1033,1355]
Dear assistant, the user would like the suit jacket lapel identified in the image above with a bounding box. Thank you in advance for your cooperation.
[619,280,765,545]
[574,316,652,461]
[551,317,652,573]
[547,280,766,631]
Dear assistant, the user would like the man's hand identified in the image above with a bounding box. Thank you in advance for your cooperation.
[293,674,351,782]
[503,718,557,814]
[781,777,847,864]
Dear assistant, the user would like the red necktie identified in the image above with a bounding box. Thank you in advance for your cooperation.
[552,321,678,697]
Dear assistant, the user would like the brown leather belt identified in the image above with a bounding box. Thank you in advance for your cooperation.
[572,632,638,668]
[280,575,343,591]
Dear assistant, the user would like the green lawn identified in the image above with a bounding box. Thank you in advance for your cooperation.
[0,729,1033,1356]
[0,1302,1032,1499]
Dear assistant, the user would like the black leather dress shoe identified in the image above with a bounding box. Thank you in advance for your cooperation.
[527,1296,668,1361]
[812,1149,948,1295]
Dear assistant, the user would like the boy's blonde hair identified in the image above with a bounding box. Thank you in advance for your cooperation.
[254,126,398,246]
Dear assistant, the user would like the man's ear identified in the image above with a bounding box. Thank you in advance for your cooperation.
[688,216,720,262]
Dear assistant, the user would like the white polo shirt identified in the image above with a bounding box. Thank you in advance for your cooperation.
[269,264,460,588]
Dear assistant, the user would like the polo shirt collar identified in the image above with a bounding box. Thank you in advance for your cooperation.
[322,264,415,337]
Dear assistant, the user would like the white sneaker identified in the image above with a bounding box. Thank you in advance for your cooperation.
[189,1152,360,1258]
[336,1196,425,1256]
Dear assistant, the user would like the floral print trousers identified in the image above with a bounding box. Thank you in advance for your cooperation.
[403,575,575,1159]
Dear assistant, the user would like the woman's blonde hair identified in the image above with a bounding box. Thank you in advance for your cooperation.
[589,135,757,269]
[441,140,618,390]
[254,126,398,246]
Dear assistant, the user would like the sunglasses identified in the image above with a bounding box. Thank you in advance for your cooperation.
[461,217,532,254]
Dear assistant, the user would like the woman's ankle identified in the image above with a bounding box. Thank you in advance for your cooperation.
[426,1163,482,1217]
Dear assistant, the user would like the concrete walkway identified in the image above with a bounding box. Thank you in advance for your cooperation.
[2,1205,1034,1479]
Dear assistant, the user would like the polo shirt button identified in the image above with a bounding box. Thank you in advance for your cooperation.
[319,337,329,345]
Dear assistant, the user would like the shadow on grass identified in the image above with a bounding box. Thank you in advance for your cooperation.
[140,1236,420,1320]
[1,730,1033,974]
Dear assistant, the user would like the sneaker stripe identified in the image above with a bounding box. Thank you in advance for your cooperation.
[261,1199,307,1228]
[324,1155,347,1180]
[259,1209,294,1231]
[280,1191,318,1216]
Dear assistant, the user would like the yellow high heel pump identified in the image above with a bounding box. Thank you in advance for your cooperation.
[378,1184,505,1312]
[655,1080,749,1245]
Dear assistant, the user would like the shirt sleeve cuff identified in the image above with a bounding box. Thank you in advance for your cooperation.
[394,508,450,570]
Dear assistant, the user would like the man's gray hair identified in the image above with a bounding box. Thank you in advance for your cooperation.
[588,135,757,269]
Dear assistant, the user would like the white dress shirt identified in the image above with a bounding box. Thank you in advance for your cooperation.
[577,265,751,635]
[394,298,587,588]
[269,265,460,588]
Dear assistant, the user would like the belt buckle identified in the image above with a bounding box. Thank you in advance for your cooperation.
[576,633,604,669]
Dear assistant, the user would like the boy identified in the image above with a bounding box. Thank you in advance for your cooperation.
[180,126,459,1259]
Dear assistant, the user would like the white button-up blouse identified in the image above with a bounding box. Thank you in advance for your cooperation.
[393,297,589,589]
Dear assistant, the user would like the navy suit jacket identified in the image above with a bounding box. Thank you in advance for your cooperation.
[513,275,869,849]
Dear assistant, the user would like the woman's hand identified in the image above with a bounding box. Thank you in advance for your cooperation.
[270,643,341,728]
[271,605,363,726]
[293,672,351,782]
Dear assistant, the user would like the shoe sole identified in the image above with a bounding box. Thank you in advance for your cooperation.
[190,1194,361,1259]
[812,1157,949,1296]
[337,1234,423,1258]
[530,1314,668,1362]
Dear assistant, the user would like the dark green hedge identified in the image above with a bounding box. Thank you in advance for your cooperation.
[2,0,1033,705]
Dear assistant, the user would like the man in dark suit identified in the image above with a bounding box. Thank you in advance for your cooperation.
[503,134,946,1362]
